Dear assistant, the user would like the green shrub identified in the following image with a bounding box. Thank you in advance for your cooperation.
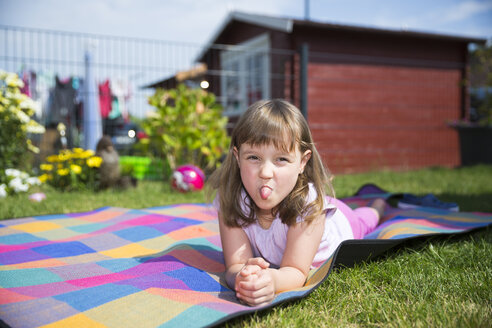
[138,84,229,175]
[0,70,45,183]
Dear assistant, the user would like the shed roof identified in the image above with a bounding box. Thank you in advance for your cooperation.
[195,10,486,62]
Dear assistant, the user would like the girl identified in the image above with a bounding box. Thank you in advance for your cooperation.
[208,99,385,307]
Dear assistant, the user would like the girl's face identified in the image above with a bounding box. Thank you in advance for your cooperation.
[234,142,311,218]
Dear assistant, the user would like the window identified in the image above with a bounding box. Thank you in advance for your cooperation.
[221,34,270,115]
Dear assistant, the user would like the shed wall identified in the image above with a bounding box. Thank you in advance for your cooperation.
[307,63,461,173]
[202,20,473,173]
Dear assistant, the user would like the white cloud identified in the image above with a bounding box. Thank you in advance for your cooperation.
[441,0,492,23]
[1,0,490,42]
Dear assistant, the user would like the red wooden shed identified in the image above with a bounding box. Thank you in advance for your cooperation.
[196,11,485,173]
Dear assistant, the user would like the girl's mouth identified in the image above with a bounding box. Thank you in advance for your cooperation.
[260,186,272,200]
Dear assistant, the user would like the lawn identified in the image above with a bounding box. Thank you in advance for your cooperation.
[1,165,491,327]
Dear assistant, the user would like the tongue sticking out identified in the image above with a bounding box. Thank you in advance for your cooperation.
[260,187,272,200]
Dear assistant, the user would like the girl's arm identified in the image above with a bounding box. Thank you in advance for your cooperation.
[276,211,326,291]
[218,213,256,288]
[236,212,326,306]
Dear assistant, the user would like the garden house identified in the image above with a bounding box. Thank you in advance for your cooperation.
[153,11,486,173]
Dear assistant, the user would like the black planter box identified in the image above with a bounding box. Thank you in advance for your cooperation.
[456,126,492,165]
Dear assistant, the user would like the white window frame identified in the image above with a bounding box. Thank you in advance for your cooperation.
[220,33,271,116]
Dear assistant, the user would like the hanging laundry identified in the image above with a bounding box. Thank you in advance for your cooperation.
[108,97,121,119]
[19,69,32,98]
[98,79,112,119]
[45,76,79,148]
[111,79,131,121]
[46,76,77,127]
[33,71,56,122]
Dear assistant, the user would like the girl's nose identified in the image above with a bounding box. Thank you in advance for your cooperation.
[259,161,274,179]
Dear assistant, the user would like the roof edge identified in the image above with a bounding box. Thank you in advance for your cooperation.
[194,11,487,63]
[195,11,293,62]
[292,18,487,44]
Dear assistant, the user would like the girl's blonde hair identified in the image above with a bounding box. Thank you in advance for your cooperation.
[208,99,334,227]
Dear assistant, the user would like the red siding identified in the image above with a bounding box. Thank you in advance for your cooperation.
[308,63,461,173]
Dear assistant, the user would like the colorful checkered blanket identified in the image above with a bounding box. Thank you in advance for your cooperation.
[1,196,491,328]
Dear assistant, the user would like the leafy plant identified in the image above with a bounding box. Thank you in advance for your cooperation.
[468,44,492,126]
[38,148,102,191]
[0,70,45,183]
[138,84,229,175]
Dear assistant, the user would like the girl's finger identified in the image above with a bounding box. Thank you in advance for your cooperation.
[236,291,274,307]
[246,257,270,268]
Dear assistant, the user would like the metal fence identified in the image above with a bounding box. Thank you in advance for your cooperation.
[0,25,298,171]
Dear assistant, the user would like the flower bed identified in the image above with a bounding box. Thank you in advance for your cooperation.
[39,148,102,191]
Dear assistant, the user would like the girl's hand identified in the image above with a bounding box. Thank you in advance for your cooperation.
[238,257,270,276]
[235,257,269,291]
[236,268,276,306]
[235,257,275,306]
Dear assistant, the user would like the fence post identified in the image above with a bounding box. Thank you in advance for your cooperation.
[300,43,308,119]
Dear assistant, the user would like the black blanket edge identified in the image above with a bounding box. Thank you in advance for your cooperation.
[207,224,491,328]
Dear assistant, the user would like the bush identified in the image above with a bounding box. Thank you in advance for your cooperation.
[469,44,492,126]
[0,70,45,180]
[138,84,229,176]
[38,148,102,191]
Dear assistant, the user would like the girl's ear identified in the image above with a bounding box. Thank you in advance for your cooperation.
[233,147,240,166]
[300,149,311,173]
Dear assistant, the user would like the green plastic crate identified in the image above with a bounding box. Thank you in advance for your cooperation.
[119,156,166,180]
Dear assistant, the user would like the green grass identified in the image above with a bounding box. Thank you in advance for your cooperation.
[0,180,207,220]
[1,165,491,327]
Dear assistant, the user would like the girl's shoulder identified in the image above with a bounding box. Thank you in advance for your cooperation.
[306,183,335,211]
[291,183,335,224]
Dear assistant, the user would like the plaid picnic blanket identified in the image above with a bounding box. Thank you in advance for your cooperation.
[1,195,491,328]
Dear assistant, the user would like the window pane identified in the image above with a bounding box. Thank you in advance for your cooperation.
[224,61,241,112]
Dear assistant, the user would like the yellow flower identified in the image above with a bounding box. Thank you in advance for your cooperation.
[38,174,52,183]
[70,164,82,174]
[86,156,103,168]
[71,148,84,158]
[46,155,59,163]
[58,152,71,162]
[40,164,53,171]
[80,150,95,159]
[57,168,69,176]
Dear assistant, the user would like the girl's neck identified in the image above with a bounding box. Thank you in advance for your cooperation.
[257,209,276,229]
[256,207,275,220]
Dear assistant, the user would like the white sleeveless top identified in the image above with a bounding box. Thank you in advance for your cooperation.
[214,183,353,268]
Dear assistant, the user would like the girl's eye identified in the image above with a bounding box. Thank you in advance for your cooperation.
[278,157,290,162]
[247,155,259,161]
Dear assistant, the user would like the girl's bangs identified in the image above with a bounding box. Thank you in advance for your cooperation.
[240,116,298,152]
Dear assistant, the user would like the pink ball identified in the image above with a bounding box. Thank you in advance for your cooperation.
[171,164,205,192]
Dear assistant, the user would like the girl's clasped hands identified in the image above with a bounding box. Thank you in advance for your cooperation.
[235,257,274,306]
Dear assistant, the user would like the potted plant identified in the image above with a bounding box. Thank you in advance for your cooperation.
[449,44,492,165]
[137,84,230,178]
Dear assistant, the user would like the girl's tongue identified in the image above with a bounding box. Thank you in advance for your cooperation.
[260,186,272,200]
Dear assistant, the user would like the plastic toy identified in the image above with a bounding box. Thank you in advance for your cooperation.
[171,164,205,192]
[29,192,46,202]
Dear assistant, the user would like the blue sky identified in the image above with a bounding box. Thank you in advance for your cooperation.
[1,1,491,118]
[1,0,492,44]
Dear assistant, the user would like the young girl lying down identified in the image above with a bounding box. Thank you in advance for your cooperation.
[209,99,385,306]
